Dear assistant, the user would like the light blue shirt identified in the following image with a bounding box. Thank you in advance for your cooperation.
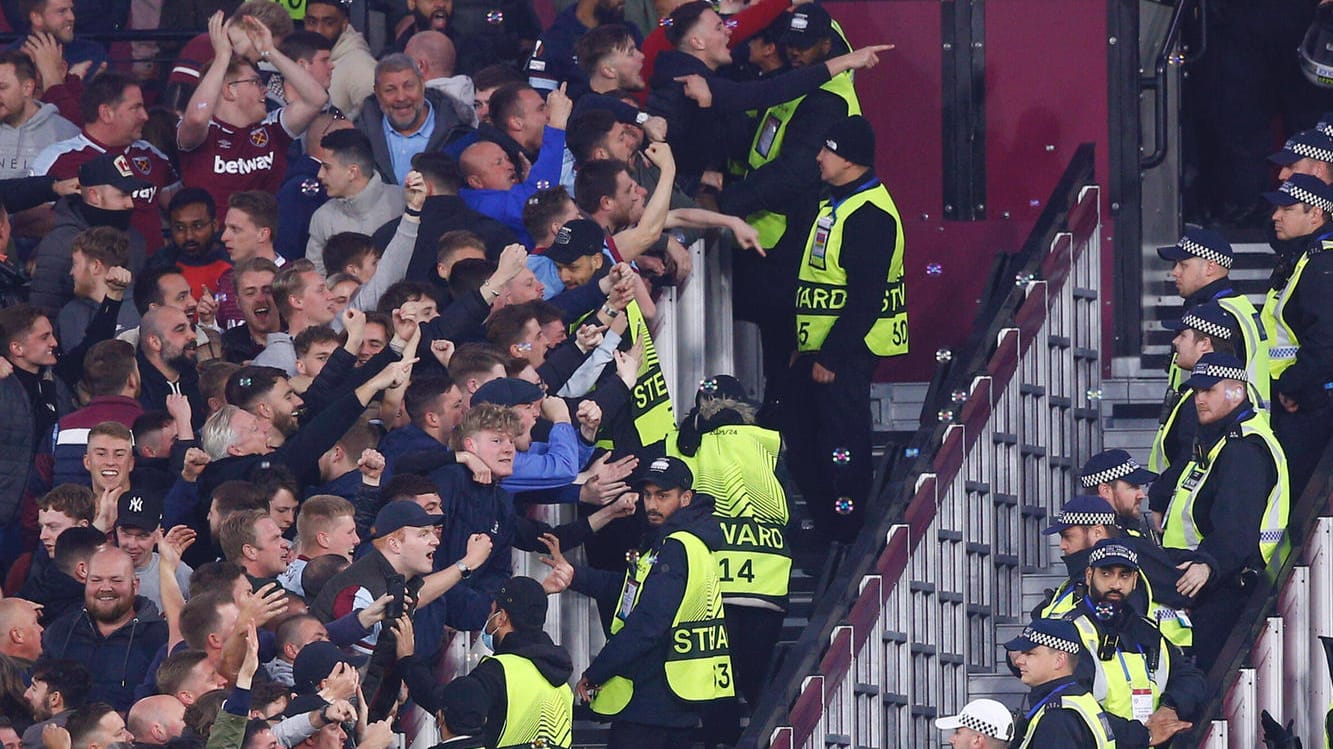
[383,101,436,184]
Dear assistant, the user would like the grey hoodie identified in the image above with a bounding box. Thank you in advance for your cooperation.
[0,102,79,179]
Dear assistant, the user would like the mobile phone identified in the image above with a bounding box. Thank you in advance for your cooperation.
[386,574,405,619]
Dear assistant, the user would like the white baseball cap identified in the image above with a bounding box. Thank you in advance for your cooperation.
[935,698,1015,741]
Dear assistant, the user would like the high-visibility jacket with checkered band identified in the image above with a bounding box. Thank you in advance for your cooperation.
[1166,295,1271,407]
[1039,569,1192,650]
[794,179,908,356]
[1065,611,1172,724]
[667,424,791,607]
[1163,410,1289,566]
[1262,239,1333,380]
[1019,688,1117,749]
[484,653,574,749]
[1149,384,1192,474]
[590,529,734,716]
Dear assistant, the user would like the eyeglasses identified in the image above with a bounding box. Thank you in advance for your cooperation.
[227,77,263,88]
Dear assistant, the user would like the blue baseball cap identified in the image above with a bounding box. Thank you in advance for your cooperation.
[1079,449,1158,489]
[371,500,444,539]
[1183,352,1249,389]
[1262,173,1333,212]
[1041,495,1117,535]
[472,377,545,407]
[1155,227,1234,269]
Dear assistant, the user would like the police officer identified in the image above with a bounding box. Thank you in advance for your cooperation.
[784,115,907,543]
[397,575,574,749]
[1164,352,1290,670]
[1079,450,1212,650]
[1032,496,1123,621]
[934,698,1015,749]
[1268,128,1333,184]
[1060,539,1205,747]
[1155,227,1270,404]
[1149,303,1244,512]
[1003,618,1117,748]
[1261,173,1333,492]
[668,375,791,744]
[542,457,734,749]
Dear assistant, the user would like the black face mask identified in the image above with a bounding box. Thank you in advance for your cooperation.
[82,203,133,232]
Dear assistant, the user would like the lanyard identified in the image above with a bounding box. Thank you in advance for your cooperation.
[826,178,880,225]
[1026,683,1073,720]
[1115,644,1146,681]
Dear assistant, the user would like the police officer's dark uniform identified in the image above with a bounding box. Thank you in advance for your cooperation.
[668,375,791,744]
[566,458,734,749]
[1261,173,1333,492]
[1162,353,1290,670]
[720,6,863,420]
[1003,619,1118,748]
[1057,540,1206,748]
[782,115,907,543]
[1148,304,1245,516]
[1079,450,1211,652]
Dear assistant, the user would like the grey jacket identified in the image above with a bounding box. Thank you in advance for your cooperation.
[0,103,79,179]
[354,87,471,185]
[305,173,405,275]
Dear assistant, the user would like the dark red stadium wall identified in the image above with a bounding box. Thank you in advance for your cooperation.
[531,0,1117,381]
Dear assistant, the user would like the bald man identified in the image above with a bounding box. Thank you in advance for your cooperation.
[126,695,186,747]
[405,31,477,127]
[41,548,170,711]
[0,598,43,665]
[461,141,520,191]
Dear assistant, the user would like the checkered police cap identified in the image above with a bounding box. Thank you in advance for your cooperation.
[1279,180,1333,213]
[1179,311,1234,341]
[1285,137,1333,164]
[959,712,1009,740]
[1055,510,1118,526]
[1021,626,1081,654]
[1177,235,1233,269]
[1080,457,1147,488]
[1190,360,1248,383]
[1089,542,1139,568]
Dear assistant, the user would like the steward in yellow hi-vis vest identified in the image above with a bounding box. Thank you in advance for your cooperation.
[668,375,791,738]
[1002,619,1119,748]
[400,577,574,749]
[1162,352,1290,672]
[552,458,733,747]
[1058,540,1207,742]
[1260,173,1333,493]
[783,115,905,544]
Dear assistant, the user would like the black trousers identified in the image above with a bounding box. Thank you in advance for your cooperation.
[1272,401,1333,498]
[1190,579,1252,673]
[607,721,695,749]
[700,604,786,746]
[781,352,875,543]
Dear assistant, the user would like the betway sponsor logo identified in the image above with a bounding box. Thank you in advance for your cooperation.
[213,153,275,175]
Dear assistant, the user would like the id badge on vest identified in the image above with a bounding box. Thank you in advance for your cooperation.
[1131,688,1154,723]
[755,114,781,159]
[810,216,833,271]
[617,578,639,622]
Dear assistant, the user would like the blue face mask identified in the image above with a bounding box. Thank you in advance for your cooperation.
[481,611,499,652]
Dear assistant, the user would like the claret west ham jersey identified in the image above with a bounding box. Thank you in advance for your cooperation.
[178,110,294,219]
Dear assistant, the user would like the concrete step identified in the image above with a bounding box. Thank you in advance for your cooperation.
[965,672,1027,711]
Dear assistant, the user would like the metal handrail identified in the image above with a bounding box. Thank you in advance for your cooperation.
[741,145,1100,749]
[1141,0,1195,170]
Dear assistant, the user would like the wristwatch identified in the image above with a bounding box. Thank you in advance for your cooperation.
[457,561,473,579]
[635,111,650,126]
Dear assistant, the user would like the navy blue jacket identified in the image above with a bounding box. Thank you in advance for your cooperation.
[275,155,327,262]
[41,597,168,712]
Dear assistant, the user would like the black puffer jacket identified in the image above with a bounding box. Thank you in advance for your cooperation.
[41,596,169,711]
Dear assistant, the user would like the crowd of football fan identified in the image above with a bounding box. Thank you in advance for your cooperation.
[0,0,915,747]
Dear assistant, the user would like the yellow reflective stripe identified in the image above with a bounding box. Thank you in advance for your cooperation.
[1263,252,1311,378]
[1070,616,1162,722]
[1216,294,1272,405]
[1020,691,1117,749]
[489,654,574,749]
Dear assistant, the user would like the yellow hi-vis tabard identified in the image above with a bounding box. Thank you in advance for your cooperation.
[1019,688,1117,748]
[486,653,574,749]
[1067,615,1171,724]
[590,530,734,716]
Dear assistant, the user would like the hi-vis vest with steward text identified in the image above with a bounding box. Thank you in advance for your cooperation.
[1262,239,1333,379]
[1164,411,1290,566]
[276,0,306,19]
[486,653,574,749]
[794,180,908,356]
[1066,614,1171,725]
[667,425,792,605]
[590,530,734,716]
[1019,688,1117,749]
[744,72,862,248]
[577,300,675,450]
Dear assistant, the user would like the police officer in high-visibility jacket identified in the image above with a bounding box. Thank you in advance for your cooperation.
[1058,540,1206,748]
[784,114,906,543]
[1147,303,1243,521]
[1163,352,1290,670]
[398,576,575,749]
[1079,450,1213,650]
[542,457,733,749]
[1261,173,1333,492]
[1155,227,1270,405]
[1031,496,1124,622]
[668,375,791,745]
[1003,619,1119,748]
